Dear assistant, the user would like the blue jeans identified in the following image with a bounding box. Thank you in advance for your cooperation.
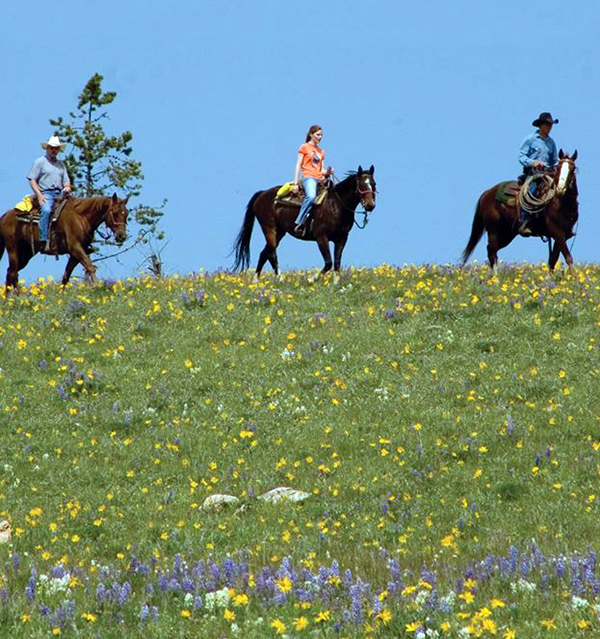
[296,178,317,225]
[39,188,61,241]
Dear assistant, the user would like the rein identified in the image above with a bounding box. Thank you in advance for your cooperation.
[330,174,375,229]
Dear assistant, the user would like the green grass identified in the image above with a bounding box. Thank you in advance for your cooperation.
[0,263,599,637]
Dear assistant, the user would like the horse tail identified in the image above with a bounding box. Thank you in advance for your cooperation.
[461,196,485,264]
[0,216,5,262]
[232,190,262,271]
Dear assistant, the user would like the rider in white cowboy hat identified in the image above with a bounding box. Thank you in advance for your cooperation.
[27,135,71,253]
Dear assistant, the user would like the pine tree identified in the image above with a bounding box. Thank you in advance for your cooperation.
[50,73,165,250]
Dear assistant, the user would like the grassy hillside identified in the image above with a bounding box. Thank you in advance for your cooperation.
[0,263,599,638]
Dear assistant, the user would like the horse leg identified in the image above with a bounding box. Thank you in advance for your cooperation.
[333,235,348,271]
[256,230,278,277]
[548,240,561,271]
[486,235,499,272]
[551,235,575,274]
[66,244,98,284]
[61,256,80,286]
[5,245,20,290]
[316,236,333,274]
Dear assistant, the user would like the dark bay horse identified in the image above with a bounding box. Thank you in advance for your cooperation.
[461,151,579,273]
[0,194,129,289]
[233,166,376,276]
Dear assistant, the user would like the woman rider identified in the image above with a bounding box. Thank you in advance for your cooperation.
[292,125,334,235]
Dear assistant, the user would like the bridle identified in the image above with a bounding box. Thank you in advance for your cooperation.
[105,202,127,232]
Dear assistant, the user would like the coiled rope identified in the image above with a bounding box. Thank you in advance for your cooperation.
[518,174,555,215]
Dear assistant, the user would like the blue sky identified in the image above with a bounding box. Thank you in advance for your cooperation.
[1,0,598,283]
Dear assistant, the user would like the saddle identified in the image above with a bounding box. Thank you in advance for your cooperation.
[14,194,69,224]
[274,181,329,207]
[14,194,69,253]
[495,181,520,207]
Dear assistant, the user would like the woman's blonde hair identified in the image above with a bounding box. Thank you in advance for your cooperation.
[305,125,322,142]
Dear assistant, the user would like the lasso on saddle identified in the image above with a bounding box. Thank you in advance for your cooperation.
[494,172,555,216]
[518,173,555,216]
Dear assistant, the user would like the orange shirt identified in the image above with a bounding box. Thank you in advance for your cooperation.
[298,142,325,179]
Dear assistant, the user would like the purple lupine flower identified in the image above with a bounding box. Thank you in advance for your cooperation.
[223,557,235,586]
[0,589,8,603]
[25,577,36,602]
[210,561,220,583]
[546,445,551,458]
[39,360,47,370]
[182,578,195,594]
[509,546,519,572]
[50,565,66,579]
[140,603,149,623]
[506,414,515,434]
[12,553,20,570]
[350,584,363,623]
[158,574,169,591]
[117,582,132,605]
[371,594,382,615]
[96,583,107,602]
[556,555,566,579]
[194,595,203,609]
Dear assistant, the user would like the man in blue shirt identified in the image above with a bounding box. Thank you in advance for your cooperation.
[27,135,71,253]
[518,112,558,235]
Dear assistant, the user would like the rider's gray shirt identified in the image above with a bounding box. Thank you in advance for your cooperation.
[27,155,70,191]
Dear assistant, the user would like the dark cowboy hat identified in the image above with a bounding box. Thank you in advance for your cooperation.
[532,112,559,127]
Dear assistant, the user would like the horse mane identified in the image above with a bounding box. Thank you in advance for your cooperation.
[68,196,111,215]
[334,172,359,192]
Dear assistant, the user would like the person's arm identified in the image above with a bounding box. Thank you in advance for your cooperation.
[518,136,534,169]
[292,152,303,193]
[62,166,72,194]
[519,136,544,170]
[549,140,558,168]
[29,179,46,204]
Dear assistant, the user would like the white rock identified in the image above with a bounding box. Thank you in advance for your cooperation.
[202,494,239,512]
[257,487,311,504]
[0,520,12,545]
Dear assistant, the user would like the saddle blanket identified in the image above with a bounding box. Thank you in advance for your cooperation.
[275,182,328,207]
[495,181,520,206]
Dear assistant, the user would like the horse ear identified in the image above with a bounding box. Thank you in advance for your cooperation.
[558,149,564,159]
[572,149,578,161]
[369,165,374,174]
[112,192,118,203]
[357,165,363,174]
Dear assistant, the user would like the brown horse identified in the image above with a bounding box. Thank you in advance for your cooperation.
[461,151,579,272]
[232,166,376,276]
[0,194,129,289]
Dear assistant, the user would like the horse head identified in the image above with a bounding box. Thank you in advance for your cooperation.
[106,193,130,244]
[555,149,578,196]
[356,165,376,212]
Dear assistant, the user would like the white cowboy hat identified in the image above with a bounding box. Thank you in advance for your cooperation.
[41,135,66,150]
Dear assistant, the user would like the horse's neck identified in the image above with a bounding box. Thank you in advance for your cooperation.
[335,179,359,213]
[80,197,109,227]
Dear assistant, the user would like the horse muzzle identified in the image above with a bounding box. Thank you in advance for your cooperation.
[115,230,127,245]
[363,199,376,212]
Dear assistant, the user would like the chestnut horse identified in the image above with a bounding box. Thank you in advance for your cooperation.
[232,166,376,276]
[461,151,579,272]
[0,194,129,289]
